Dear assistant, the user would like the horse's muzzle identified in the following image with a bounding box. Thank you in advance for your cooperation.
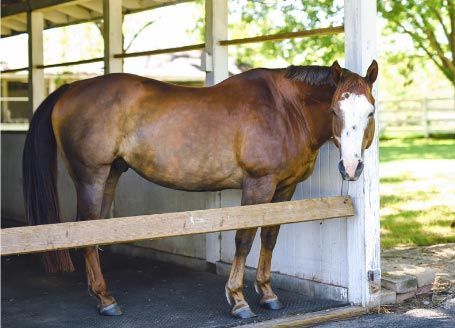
[338,160,364,181]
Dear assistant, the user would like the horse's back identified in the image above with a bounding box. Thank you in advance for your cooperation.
[51,71,289,191]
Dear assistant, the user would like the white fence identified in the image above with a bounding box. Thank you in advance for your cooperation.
[379,97,455,137]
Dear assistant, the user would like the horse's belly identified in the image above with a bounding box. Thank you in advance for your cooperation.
[122,128,243,191]
[130,156,243,191]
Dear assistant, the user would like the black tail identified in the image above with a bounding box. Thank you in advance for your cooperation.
[22,84,75,273]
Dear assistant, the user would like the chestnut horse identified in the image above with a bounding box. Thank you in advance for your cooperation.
[23,60,378,318]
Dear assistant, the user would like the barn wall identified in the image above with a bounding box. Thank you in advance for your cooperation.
[113,170,209,259]
[1,132,76,223]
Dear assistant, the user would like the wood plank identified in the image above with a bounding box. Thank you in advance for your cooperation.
[219,26,344,46]
[36,57,103,69]
[114,43,206,59]
[239,305,366,328]
[1,197,354,256]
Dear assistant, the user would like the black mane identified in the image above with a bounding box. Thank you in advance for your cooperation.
[284,65,334,86]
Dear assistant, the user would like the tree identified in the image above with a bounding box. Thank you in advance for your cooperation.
[227,0,344,69]
[378,0,455,87]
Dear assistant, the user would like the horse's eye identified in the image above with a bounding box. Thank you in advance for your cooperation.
[331,108,337,116]
[368,112,374,118]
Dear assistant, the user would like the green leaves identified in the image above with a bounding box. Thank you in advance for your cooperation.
[378,0,454,86]
[228,0,344,68]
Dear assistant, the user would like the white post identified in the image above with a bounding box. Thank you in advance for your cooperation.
[344,0,380,307]
[27,11,45,117]
[204,0,228,86]
[103,0,123,74]
[204,0,228,264]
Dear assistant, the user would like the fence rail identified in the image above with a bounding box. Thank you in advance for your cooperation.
[1,197,354,256]
[379,96,455,137]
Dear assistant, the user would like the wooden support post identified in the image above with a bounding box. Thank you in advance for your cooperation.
[27,10,45,117]
[344,0,380,307]
[103,0,123,74]
[204,0,229,264]
[204,0,228,85]
[1,197,354,256]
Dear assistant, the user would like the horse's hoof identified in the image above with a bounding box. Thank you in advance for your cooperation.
[99,303,123,316]
[232,306,257,319]
[260,298,284,310]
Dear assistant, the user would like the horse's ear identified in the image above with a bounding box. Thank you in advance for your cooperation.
[365,60,378,85]
[331,61,343,85]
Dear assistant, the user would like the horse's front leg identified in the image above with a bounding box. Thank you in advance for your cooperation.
[256,184,296,310]
[225,175,277,319]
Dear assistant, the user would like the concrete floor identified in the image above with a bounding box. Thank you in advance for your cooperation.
[1,250,347,328]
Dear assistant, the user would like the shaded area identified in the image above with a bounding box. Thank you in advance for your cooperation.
[1,251,347,328]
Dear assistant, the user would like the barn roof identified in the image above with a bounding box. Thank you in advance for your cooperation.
[1,0,189,37]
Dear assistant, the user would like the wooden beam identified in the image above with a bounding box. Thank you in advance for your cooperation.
[80,1,103,14]
[1,197,354,256]
[27,11,45,116]
[1,67,28,74]
[1,18,27,32]
[240,306,366,328]
[36,57,104,69]
[1,26,12,36]
[103,0,123,73]
[122,0,142,10]
[56,5,91,20]
[344,0,380,307]
[114,43,205,58]
[204,0,229,265]
[44,11,69,24]
[219,26,344,46]
[204,0,228,85]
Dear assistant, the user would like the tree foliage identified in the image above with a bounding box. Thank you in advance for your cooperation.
[227,0,344,69]
[379,0,455,86]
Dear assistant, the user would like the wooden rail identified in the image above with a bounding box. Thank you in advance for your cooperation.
[114,43,206,59]
[1,196,354,256]
[219,26,344,46]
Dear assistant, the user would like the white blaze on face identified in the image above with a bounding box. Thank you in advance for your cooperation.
[338,93,374,177]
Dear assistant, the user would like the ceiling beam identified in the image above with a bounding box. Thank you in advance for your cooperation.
[43,11,69,24]
[1,19,27,32]
[123,0,142,10]
[1,26,12,36]
[56,5,92,20]
[79,1,104,14]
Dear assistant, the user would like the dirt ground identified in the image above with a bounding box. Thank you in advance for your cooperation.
[379,243,455,313]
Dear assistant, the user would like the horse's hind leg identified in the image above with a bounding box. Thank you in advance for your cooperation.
[225,175,276,319]
[255,184,296,310]
[75,165,123,316]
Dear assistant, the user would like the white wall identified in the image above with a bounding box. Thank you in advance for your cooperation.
[1,132,77,223]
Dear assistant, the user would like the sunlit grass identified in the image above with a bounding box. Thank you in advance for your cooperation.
[379,137,455,249]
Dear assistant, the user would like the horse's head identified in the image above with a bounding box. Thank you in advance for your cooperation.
[330,60,378,181]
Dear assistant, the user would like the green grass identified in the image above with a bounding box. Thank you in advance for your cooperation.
[379,137,455,249]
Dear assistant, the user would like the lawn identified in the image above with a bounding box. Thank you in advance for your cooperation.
[380,137,455,249]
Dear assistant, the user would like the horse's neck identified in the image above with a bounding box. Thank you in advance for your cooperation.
[293,83,335,150]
